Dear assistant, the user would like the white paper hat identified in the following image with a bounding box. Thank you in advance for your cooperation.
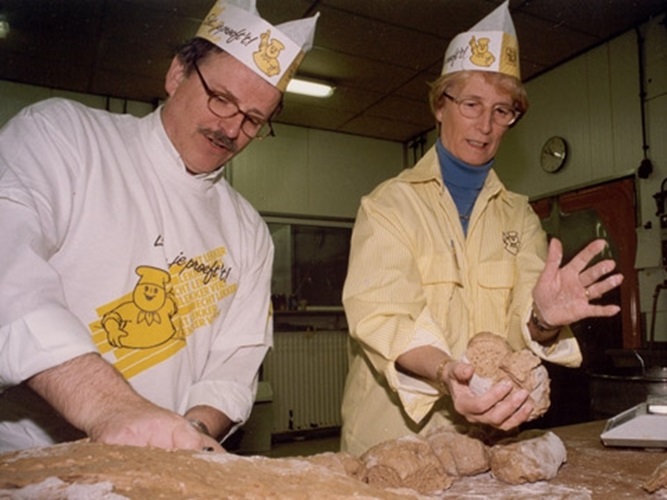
[441,0,520,79]
[196,0,319,92]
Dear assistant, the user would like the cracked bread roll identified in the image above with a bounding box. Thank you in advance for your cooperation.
[426,429,490,477]
[463,332,550,420]
[361,435,455,495]
[489,430,567,484]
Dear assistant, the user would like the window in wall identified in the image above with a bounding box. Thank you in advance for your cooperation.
[266,216,353,311]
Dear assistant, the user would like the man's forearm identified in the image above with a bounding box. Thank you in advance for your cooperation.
[27,352,225,451]
[27,352,148,436]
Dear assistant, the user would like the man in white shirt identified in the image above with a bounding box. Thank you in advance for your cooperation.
[0,1,318,452]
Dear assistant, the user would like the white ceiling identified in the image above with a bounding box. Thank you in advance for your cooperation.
[0,0,665,143]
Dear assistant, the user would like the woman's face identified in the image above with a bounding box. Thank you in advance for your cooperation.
[435,72,514,166]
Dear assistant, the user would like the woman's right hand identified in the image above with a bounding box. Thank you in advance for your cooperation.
[444,360,534,431]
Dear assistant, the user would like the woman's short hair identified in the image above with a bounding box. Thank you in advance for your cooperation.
[428,71,529,125]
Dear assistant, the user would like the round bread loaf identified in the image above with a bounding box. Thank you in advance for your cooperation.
[426,429,490,477]
[361,435,455,495]
[463,332,550,420]
[489,430,567,484]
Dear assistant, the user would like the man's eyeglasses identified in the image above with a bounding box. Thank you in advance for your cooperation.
[193,62,275,139]
[442,91,520,127]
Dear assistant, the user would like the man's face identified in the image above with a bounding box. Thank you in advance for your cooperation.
[161,51,282,175]
[435,72,513,166]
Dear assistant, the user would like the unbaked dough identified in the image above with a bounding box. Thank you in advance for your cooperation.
[464,331,551,420]
[302,450,367,481]
[0,427,569,497]
[489,430,567,484]
[426,429,489,477]
[0,440,416,499]
[361,435,454,495]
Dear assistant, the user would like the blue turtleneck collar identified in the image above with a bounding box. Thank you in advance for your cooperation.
[436,138,493,234]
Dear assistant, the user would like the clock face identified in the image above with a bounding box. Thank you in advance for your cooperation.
[540,136,567,173]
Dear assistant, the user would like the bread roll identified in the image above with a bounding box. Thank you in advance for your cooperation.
[464,332,550,420]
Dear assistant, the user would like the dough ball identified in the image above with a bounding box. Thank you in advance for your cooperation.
[464,331,551,420]
[426,429,490,476]
[501,349,551,418]
[361,435,454,494]
[465,331,513,379]
[643,459,667,493]
[489,430,567,484]
[304,451,367,481]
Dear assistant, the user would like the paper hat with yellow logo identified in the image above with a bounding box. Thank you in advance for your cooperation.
[441,0,520,80]
[196,0,319,92]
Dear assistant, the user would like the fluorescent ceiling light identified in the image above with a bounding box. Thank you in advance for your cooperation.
[286,78,334,98]
[0,15,9,39]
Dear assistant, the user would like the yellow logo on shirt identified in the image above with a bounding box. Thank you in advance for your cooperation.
[101,266,179,349]
[89,246,237,379]
[503,231,521,255]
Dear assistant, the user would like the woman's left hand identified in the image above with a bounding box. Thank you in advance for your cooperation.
[532,238,623,328]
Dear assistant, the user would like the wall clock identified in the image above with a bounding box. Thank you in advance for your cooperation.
[540,136,568,173]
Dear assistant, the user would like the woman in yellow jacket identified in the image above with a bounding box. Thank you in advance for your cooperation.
[340,2,623,456]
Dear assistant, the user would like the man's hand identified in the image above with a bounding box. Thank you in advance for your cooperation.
[88,400,223,452]
[532,238,623,328]
[28,353,224,451]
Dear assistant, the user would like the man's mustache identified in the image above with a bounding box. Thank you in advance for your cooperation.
[200,127,238,153]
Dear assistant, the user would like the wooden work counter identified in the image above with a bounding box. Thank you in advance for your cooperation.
[440,419,666,499]
[1,420,664,498]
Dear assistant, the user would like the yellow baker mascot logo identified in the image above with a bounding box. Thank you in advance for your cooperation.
[252,29,285,77]
[469,36,495,68]
[102,265,179,349]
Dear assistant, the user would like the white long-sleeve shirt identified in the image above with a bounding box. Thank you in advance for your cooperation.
[0,98,273,450]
